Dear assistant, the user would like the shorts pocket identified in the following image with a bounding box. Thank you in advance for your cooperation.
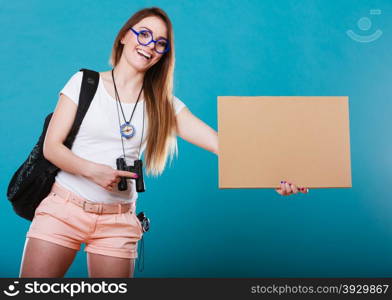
[129,211,143,234]
[34,194,53,215]
[34,192,70,221]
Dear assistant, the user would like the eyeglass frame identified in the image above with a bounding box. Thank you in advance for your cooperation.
[130,27,170,54]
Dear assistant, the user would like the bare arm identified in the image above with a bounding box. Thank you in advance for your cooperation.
[175,107,219,155]
[43,93,94,177]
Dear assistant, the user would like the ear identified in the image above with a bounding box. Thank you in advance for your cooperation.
[120,34,127,45]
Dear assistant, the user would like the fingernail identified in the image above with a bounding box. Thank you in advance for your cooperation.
[134,174,139,178]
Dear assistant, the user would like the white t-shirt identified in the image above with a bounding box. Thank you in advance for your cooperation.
[55,71,186,204]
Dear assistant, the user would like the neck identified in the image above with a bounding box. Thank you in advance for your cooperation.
[112,58,144,92]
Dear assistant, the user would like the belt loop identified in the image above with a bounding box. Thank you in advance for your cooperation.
[64,188,71,203]
[118,203,121,214]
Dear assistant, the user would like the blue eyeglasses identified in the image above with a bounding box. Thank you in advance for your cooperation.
[130,28,170,54]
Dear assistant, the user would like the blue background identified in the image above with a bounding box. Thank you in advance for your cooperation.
[1,0,391,277]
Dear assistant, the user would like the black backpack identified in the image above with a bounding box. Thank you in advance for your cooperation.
[7,69,99,221]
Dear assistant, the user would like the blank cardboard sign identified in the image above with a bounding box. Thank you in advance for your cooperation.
[217,96,352,189]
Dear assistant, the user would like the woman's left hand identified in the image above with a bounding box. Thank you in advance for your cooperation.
[275,181,309,196]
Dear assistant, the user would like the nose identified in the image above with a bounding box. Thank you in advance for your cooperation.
[145,41,155,52]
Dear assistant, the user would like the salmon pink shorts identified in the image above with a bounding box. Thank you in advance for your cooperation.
[26,182,143,259]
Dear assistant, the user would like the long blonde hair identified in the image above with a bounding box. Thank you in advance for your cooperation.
[109,7,178,177]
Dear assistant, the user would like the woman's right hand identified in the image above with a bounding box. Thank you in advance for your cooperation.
[84,162,138,192]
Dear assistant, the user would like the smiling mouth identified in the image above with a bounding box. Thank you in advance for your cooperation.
[136,49,152,60]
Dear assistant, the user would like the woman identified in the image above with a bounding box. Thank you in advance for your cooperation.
[19,7,309,278]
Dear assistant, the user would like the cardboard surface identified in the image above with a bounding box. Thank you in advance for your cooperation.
[217,96,352,189]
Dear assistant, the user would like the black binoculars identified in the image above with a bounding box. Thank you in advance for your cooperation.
[116,157,145,192]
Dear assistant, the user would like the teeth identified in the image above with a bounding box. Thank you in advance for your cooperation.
[137,49,151,59]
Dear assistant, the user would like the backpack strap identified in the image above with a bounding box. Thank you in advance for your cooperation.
[64,69,99,148]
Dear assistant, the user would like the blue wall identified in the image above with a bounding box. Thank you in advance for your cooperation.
[1,0,391,277]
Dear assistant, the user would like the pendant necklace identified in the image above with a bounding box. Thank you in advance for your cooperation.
[111,69,143,139]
